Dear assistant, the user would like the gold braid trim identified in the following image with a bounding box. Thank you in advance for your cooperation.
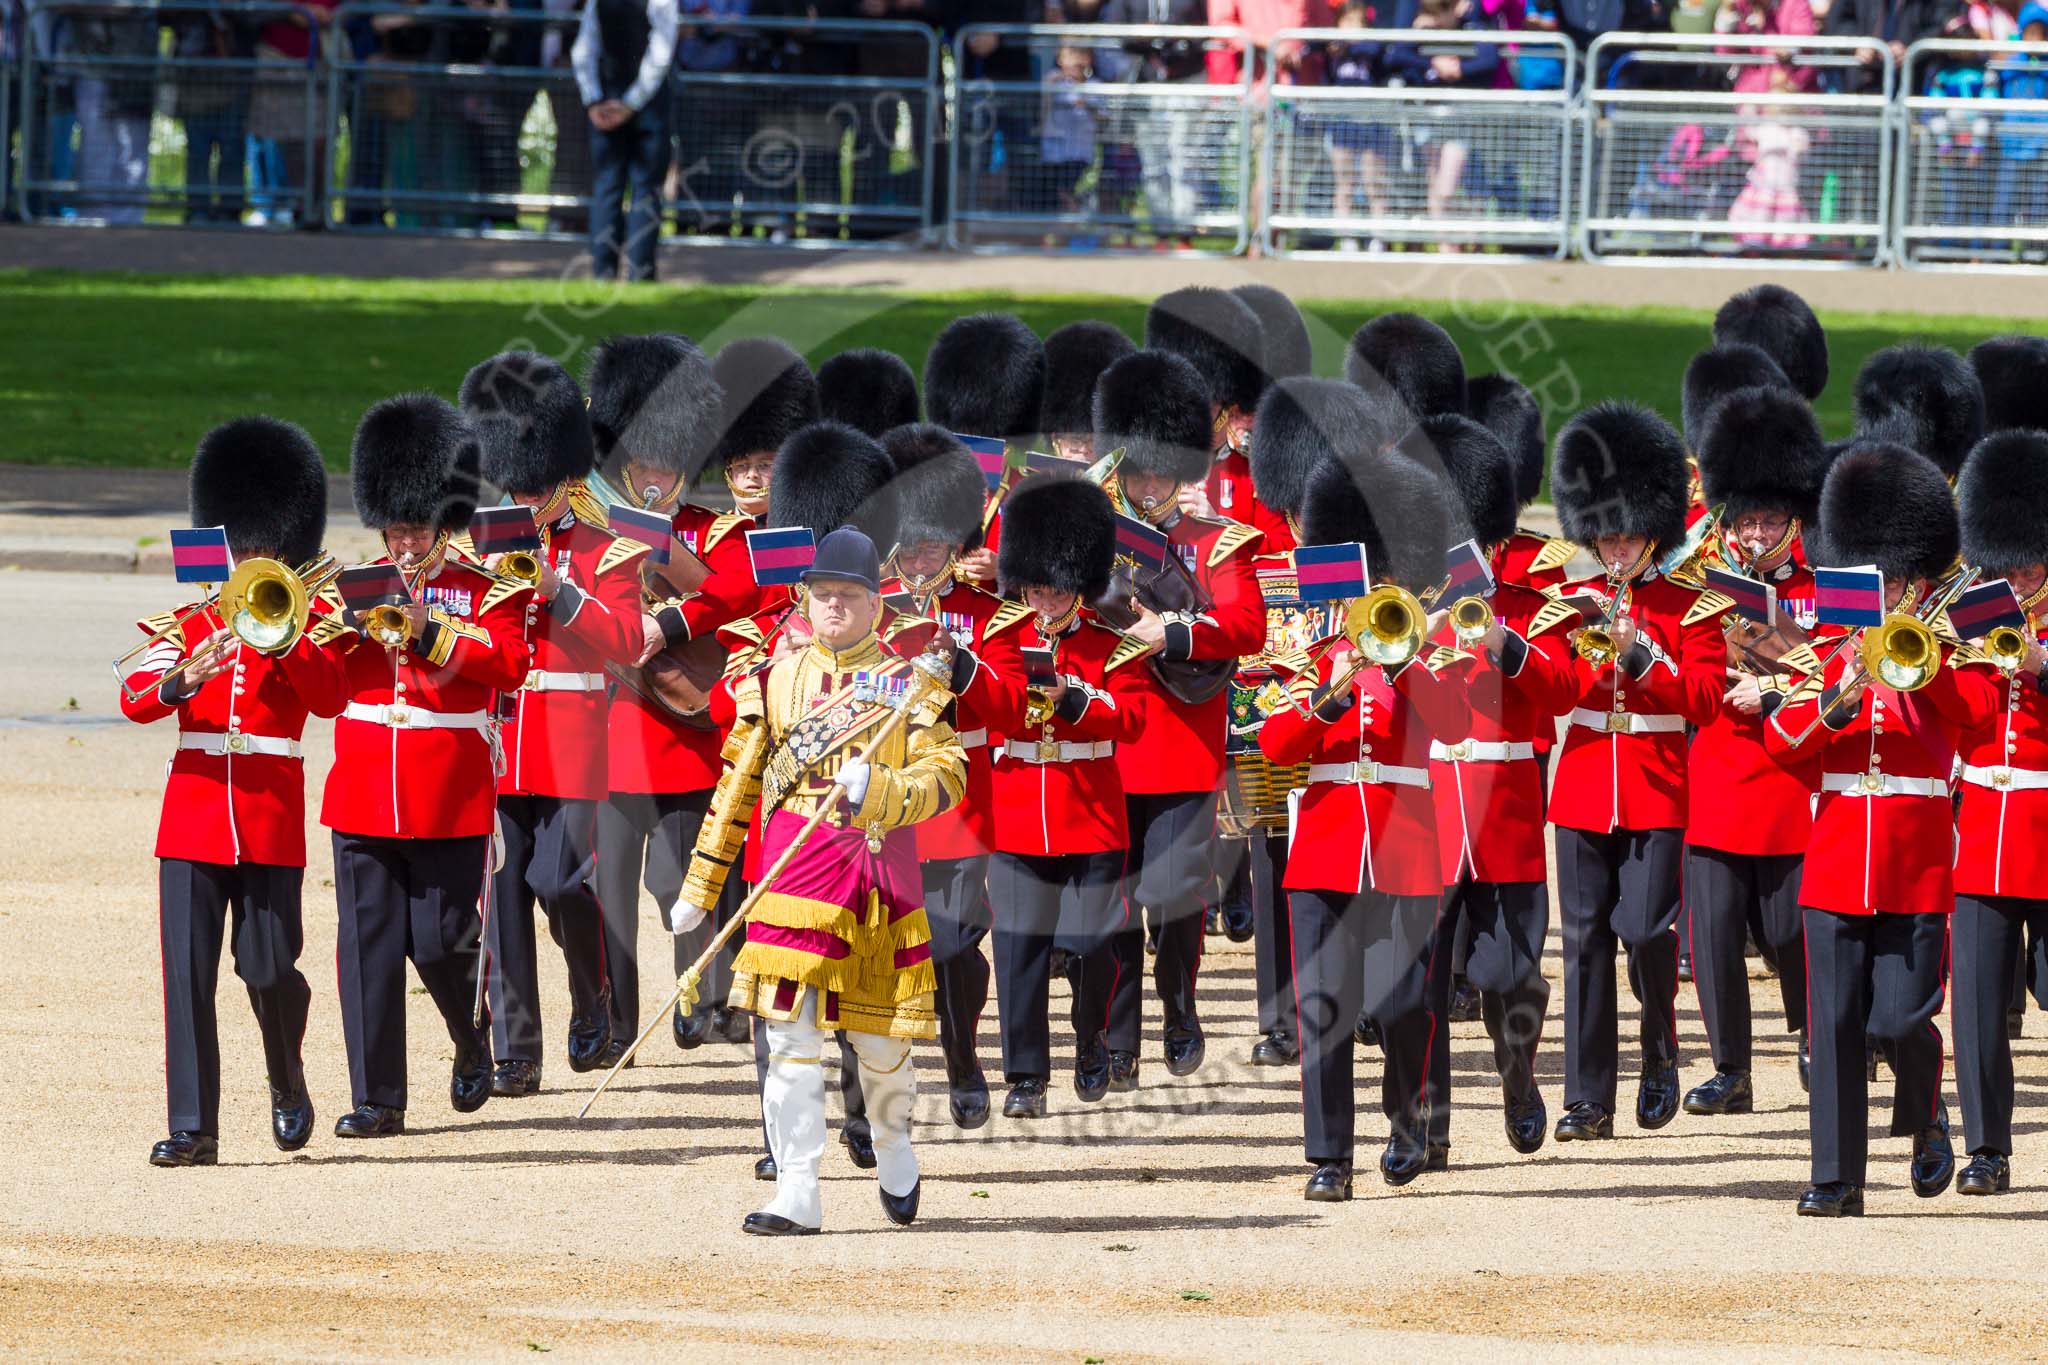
[986,598,1034,638]
[704,512,749,554]
[1208,522,1262,567]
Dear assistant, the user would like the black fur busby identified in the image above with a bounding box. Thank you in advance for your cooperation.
[1969,335,2048,434]
[351,393,482,533]
[1852,343,1986,480]
[1712,284,1828,401]
[1344,312,1467,420]
[1464,373,1546,507]
[1231,283,1313,386]
[708,337,820,467]
[996,474,1117,601]
[584,333,721,479]
[1814,441,1958,583]
[1695,384,1829,525]
[1040,321,1136,437]
[459,351,594,495]
[923,313,1046,438]
[768,420,897,544]
[190,416,329,565]
[1093,349,1214,485]
[817,348,920,438]
[1959,430,2048,574]
[1681,343,1792,451]
[880,423,986,552]
[1299,446,1454,592]
[1145,286,1265,415]
[1414,413,1516,548]
[1249,377,1407,523]
[1550,401,1690,551]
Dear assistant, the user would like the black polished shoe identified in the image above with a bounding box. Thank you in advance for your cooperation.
[1075,1035,1111,1103]
[1424,1143,1449,1172]
[1957,1150,2011,1195]
[491,1059,541,1098]
[149,1131,218,1167]
[1108,1050,1140,1093]
[1221,903,1256,943]
[880,1178,921,1227]
[710,1005,751,1045]
[2009,1008,2026,1041]
[271,1084,314,1152]
[1504,1091,1547,1155]
[1145,925,1161,955]
[1355,1015,1380,1049]
[1682,1069,1753,1117]
[1798,1034,1811,1094]
[1048,948,1072,979]
[742,1211,819,1236]
[1380,1132,1428,1187]
[1910,1104,1955,1198]
[1866,1044,1882,1081]
[565,1015,610,1073]
[1677,951,1694,983]
[841,1121,877,1170]
[1163,1024,1206,1077]
[1003,1078,1048,1119]
[1796,1181,1864,1217]
[1203,907,1221,936]
[590,1038,631,1072]
[673,1006,708,1050]
[754,1154,777,1181]
[1555,1102,1614,1141]
[450,1033,492,1115]
[1448,979,1482,1024]
[949,1073,991,1130]
[1304,1161,1353,1202]
[1251,1030,1299,1066]
[333,1103,405,1138]
[1636,1061,1681,1130]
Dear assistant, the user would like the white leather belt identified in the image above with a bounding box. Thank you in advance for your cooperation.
[521,670,606,692]
[343,701,491,731]
[1821,771,1949,798]
[178,731,301,759]
[1570,707,1686,736]
[1430,739,1536,763]
[1961,764,2048,792]
[1002,738,1113,763]
[956,727,988,750]
[1306,760,1430,788]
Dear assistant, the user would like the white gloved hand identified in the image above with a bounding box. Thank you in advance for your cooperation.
[837,755,871,804]
[669,901,710,936]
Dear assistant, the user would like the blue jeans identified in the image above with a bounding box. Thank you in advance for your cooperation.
[588,101,668,281]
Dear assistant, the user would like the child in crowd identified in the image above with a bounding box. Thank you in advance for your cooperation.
[1322,0,1394,249]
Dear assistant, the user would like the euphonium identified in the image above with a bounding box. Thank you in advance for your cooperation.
[1859,613,1942,692]
[1988,623,2031,673]
[1450,595,1494,647]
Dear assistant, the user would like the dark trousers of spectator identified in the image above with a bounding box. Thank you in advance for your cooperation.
[989,850,1124,1082]
[670,85,742,235]
[595,788,741,1042]
[1425,877,1550,1149]
[1107,791,1217,1056]
[1804,906,1948,1188]
[1291,887,1438,1165]
[333,832,490,1111]
[1685,845,1807,1075]
[159,858,310,1136]
[1954,895,2048,1158]
[489,794,608,1065]
[924,854,994,1089]
[545,83,592,234]
[590,101,668,281]
[1554,826,1683,1114]
[183,109,247,222]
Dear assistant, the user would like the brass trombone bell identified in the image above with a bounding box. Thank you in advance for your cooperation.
[1860,613,1941,692]
[1347,585,1427,669]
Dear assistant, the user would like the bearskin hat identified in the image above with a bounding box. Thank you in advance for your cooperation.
[189,416,329,566]
[1249,377,1407,523]
[1414,413,1517,548]
[1959,430,2048,575]
[1681,343,1792,451]
[1814,441,1958,583]
[1093,349,1214,485]
[768,420,897,544]
[1231,283,1313,386]
[1344,312,1468,420]
[1040,321,1136,437]
[708,337,820,467]
[996,474,1117,601]
[923,313,1046,438]
[1145,286,1265,414]
[1299,446,1454,592]
[880,423,986,553]
[584,333,721,480]
[351,393,482,533]
[459,351,594,495]
[1696,385,1829,526]
[1550,401,1690,550]
[1712,284,1828,401]
[1969,335,2048,434]
[1852,343,1986,480]
[817,348,920,438]
[1464,373,1546,507]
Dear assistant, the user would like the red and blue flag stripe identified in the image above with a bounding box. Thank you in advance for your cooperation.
[1814,565,1886,628]
[1293,542,1368,603]
[1948,579,2030,638]
[169,527,232,584]
[469,505,543,556]
[746,526,816,585]
[606,504,673,564]
[1705,564,1775,624]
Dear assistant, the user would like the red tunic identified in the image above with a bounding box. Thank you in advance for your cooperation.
[990,618,1151,857]
[1950,648,2048,898]
[120,603,347,867]
[1495,529,1575,594]
[322,560,532,840]
[1205,449,1295,552]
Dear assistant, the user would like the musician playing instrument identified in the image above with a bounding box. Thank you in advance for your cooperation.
[122,418,345,1167]
[922,312,1047,585]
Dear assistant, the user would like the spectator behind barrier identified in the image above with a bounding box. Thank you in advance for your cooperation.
[172,3,260,225]
[1100,0,1214,243]
[574,0,679,278]
[1714,0,1817,92]
[1823,0,1965,90]
[1991,4,2048,229]
[1385,0,1505,249]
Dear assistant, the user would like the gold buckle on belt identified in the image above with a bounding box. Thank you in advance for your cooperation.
[1446,741,1472,762]
[1606,712,1631,735]
[388,704,412,726]
[1994,768,2014,789]
[1860,771,1884,793]
[1357,761,1380,784]
[1038,739,1060,762]
[224,732,250,754]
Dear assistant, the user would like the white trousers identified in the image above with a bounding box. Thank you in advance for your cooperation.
[760,991,918,1229]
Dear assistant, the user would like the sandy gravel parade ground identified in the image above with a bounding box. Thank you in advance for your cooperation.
[7,569,2048,1363]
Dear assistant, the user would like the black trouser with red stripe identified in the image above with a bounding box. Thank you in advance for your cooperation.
[1554,826,1684,1113]
[1108,790,1218,1054]
[595,788,741,1040]
[1953,894,2048,1158]
[1425,877,1550,1149]
[1684,845,1807,1074]
[1803,906,1948,1187]
[1246,832,1294,1039]
[489,794,607,1066]
[989,849,1124,1082]
[1290,887,1437,1165]
[158,858,311,1137]
[923,854,994,1087]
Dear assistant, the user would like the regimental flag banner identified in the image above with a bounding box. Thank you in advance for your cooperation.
[1813,565,1887,628]
[954,433,1010,491]
[746,526,816,586]
[1948,579,2031,639]
[1293,542,1369,604]
[1113,514,1170,573]
[1021,647,1057,687]
[469,505,543,556]
[606,503,673,564]
[335,563,410,627]
[1705,564,1776,624]
[169,526,232,584]
[1442,539,1496,601]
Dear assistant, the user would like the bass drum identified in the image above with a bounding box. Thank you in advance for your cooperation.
[1218,677,1306,838]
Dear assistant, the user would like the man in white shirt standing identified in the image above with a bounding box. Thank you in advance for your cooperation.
[572,0,680,280]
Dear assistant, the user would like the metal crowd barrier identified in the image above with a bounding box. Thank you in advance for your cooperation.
[1896,38,2048,271]
[947,23,1252,255]
[1579,32,1895,267]
[1264,28,1575,258]
[15,0,324,226]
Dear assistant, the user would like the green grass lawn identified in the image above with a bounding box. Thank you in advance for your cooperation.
[1,268,2037,473]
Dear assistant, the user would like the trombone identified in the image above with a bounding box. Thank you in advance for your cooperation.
[1318,584,1430,699]
[1780,566,1978,746]
[116,552,342,701]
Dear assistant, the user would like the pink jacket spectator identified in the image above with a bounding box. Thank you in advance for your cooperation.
[1715,0,1819,92]
[1205,0,1336,85]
